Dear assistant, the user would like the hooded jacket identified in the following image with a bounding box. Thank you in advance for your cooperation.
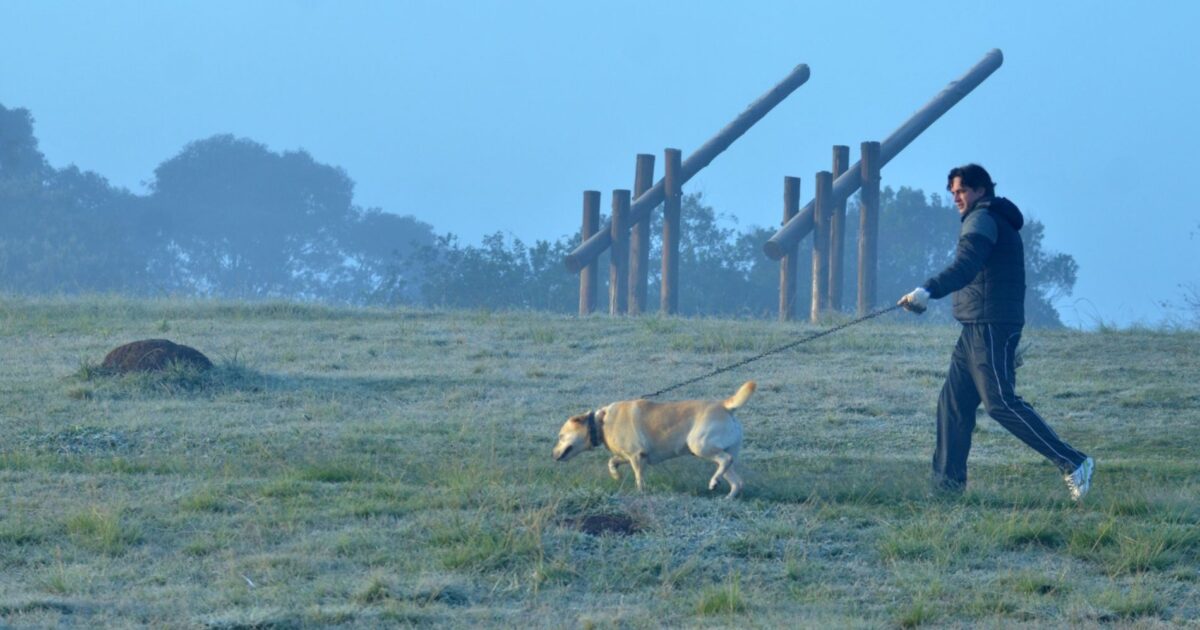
[922,196,1026,325]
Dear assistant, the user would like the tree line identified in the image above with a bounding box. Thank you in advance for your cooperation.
[1,103,1076,326]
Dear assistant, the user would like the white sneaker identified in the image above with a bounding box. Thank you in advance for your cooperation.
[1065,457,1094,501]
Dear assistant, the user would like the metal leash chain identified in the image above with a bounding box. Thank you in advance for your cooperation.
[640,303,904,399]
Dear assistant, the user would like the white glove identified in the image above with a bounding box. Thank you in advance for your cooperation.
[898,287,930,314]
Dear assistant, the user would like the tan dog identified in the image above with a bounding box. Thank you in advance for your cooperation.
[552,381,756,498]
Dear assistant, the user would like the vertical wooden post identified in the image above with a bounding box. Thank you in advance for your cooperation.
[857,141,882,316]
[609,189,630,316]
[629,154,655,315]
[779,176,800,321]
[829,145,849,311]
[811,171,832,323]
[579,190,601,315]
[661,148,682,315]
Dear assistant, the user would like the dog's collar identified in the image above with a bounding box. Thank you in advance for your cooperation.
[586,411,604,449]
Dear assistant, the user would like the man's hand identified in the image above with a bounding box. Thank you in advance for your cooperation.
[898,287,930,314]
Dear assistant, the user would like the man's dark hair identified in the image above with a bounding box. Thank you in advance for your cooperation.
[947,163,996,197]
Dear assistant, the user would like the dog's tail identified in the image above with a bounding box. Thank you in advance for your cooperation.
[723,381,757,410]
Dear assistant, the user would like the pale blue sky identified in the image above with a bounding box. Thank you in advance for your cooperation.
[2,1,1197,327]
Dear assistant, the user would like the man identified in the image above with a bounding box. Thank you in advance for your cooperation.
[898,164,1094,500]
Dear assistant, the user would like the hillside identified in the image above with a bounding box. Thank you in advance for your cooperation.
[1,296,1197,626]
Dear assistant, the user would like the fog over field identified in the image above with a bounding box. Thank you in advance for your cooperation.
[2,1,1197,328]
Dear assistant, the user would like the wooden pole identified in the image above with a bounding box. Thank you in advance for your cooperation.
[565,63,811,272]
[829,145,849,311]
[661,148,682,315]
[780,176,800,321]
[763,49,1004,259]
[629,154,655,315]
[609,190,630,316]
[579,190,601,315]
[811,171,832,323]
[857,142,882,316]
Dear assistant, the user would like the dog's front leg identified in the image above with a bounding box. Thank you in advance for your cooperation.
[607,456,625,480]
[629,454,646,492]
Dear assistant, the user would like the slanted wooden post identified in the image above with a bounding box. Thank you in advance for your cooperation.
[811,171,832,323]
[579,190,601,315]
[857,141,882,316]
[661,148,682,315]
[764,49,1004,260]
[829,145,849,311]
[609,190,631,316]
[779,176,800,321]
[566,64,811,272]
[629,154,655,315]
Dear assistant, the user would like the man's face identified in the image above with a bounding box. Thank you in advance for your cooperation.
[949,176,986,215]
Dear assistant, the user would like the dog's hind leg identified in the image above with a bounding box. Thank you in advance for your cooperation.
[722,462,744,499]
[707,452,733,491]
[607,456,625,480]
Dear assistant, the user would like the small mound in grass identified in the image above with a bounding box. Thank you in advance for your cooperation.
[101,339,213,374]
[575,513,640,536]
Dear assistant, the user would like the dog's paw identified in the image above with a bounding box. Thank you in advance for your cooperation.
[708,478,719,491]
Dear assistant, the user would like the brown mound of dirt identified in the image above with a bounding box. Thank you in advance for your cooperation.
[576,513,639,536]
[101,339,213,374]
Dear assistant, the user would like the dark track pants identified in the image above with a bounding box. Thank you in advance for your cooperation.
[933,323,1089,489]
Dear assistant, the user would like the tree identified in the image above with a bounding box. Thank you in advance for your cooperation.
[414,231,579,311]
[146,134,434,302]
[0,104,152,294]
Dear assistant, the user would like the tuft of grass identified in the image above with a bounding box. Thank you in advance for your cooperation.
[896,596,938,628]
[726,532,779,559]
[669,328,765,354]
[297,462,379,484]
[65,385,94,400]
[353,575,394,605]
[0,519,47,546]
[1096,583,1163,620]
[1004,571,1067,596]
[428,514,539,572]
[528,326,557,345]
[878,513,972,565]
[977,509,1066,549]
[72,357,104,381]
[65,506,142,554]
[180,486,230,513]
[695,573,747,616]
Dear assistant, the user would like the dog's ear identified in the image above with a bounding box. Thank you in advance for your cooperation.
[568,413,588,425]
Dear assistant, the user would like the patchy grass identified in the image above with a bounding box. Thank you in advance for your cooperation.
[0,295,1197,626]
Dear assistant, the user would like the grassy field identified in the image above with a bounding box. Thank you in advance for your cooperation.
[1,296,1197,628]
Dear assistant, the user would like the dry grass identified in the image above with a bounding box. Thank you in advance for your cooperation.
[1,295,1198,626]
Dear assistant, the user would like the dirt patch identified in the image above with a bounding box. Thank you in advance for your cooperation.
[101,339,213,374]
[574,513,640,536]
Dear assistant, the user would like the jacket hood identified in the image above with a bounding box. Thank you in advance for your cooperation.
[973,196,1024,231]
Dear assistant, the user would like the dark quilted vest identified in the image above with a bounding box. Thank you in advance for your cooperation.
[953,201,1026,324]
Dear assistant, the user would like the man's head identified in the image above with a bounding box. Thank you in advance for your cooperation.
[946,164,995,215]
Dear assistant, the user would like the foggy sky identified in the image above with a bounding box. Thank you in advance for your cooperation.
[2,1,1197,328]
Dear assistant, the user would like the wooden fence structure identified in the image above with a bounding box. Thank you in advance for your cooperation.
[570,49,1004,320]
[568,63,811,315]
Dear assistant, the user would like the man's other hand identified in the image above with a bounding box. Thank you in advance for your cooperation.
[898,287,930,314]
